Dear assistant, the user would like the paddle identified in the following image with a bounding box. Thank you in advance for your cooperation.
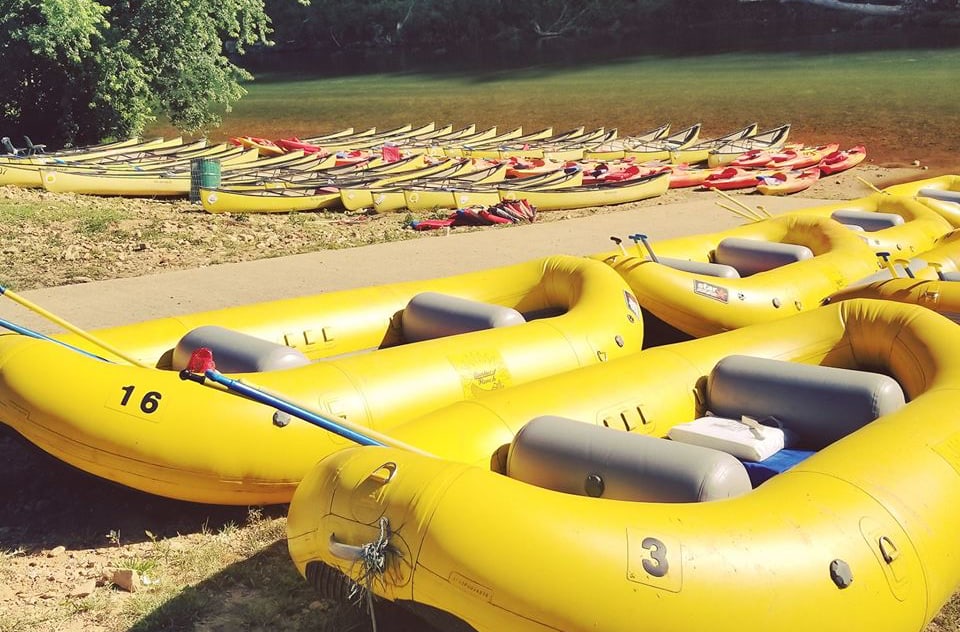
[178,349,427,452]
[609,236,627,256]
[717,201,763,222]
[930,262,948,281]
[855,176,885,195]
[0,317,111,362]
[893,258,916,279]
[628,233,660,263]
[876,252,902,278]
[0,284,150,368]
[713,188,771,220]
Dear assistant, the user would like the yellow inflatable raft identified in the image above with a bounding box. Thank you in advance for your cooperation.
[827,229,960,320]
[788,192,953,255]
[594,214,879,338]
[288,299,960,632]
[882,174,960,228]
[0,255,642,505]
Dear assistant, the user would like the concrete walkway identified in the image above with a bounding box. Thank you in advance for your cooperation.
[1,195,830,333]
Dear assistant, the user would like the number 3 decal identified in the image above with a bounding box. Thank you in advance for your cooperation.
[119,385,163,414]
[628,529,682,591]
[641,537,669,577]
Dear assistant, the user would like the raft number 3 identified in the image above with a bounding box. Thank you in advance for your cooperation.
[627,529,682,592]
[641,537,669,577]
[119,385,162,414]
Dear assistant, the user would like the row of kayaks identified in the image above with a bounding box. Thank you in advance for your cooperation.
[2,175,958,631]
[0,125,864,212]
[232,121,793,167]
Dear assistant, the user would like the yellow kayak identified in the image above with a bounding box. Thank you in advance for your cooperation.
[706,124,791,168]
[0,137,186,187]
[500,171,670,211]
[580,122,672,161]
[668,122,760,165]
[38,148,262,196]
[620,123,702,162]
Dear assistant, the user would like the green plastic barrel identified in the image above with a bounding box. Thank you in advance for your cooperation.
[190,157,221,203]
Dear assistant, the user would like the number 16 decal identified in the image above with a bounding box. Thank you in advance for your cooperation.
[110,385,164,419]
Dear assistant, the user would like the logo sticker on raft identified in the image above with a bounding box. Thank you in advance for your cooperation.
[624,290,641,319]
[693,280,729,303]
[450,350,513,398]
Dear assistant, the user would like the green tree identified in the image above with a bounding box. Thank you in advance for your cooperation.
[0,0,274,147]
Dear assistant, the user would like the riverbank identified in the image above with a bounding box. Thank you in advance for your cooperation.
[0,164,929,295]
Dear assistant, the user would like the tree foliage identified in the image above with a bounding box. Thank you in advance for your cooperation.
[0,0,273,146]
[265,0,675,51]
[263,0,957,53]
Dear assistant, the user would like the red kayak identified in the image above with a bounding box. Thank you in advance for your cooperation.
[229,136,286,156]
[700,167,768,191]
[756,167,821,196]
[581,162,669,185]
[668,164,716,188]
[275,138,329,155]
[728,149,775,169]
[818,145,867,175]
[765,144,839,170]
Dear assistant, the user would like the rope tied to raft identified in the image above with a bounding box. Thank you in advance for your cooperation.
[347,516,392,632]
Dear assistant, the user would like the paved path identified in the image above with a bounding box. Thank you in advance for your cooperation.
[1,195,830,333]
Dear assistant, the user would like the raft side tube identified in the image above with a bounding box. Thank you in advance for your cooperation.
[714,237,814,276]
[172,325,311,373]
[401,292,526,343]
[505,415,752,502]
[707,355,906,450]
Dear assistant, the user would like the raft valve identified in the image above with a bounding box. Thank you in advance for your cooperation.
[829,559,853,589]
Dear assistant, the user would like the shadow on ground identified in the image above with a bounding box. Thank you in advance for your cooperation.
[0,428,258,552]
[0,428,439,631]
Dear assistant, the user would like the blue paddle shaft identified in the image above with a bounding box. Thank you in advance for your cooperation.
[0,317,110,362]
[202,369,386,447]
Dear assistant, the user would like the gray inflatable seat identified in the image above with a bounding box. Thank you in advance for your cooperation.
[506,415,752,503]
[714,237,814,276]
[707,355,906,450]
[831,209,904,232]
[918,187,960,203]
[401,291,525,343]
[658,256,741,279]
[172,325,310,373]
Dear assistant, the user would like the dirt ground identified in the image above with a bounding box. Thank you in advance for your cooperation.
[1,162,959,632]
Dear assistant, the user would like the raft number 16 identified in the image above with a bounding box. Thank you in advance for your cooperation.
[118,385,163,414]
